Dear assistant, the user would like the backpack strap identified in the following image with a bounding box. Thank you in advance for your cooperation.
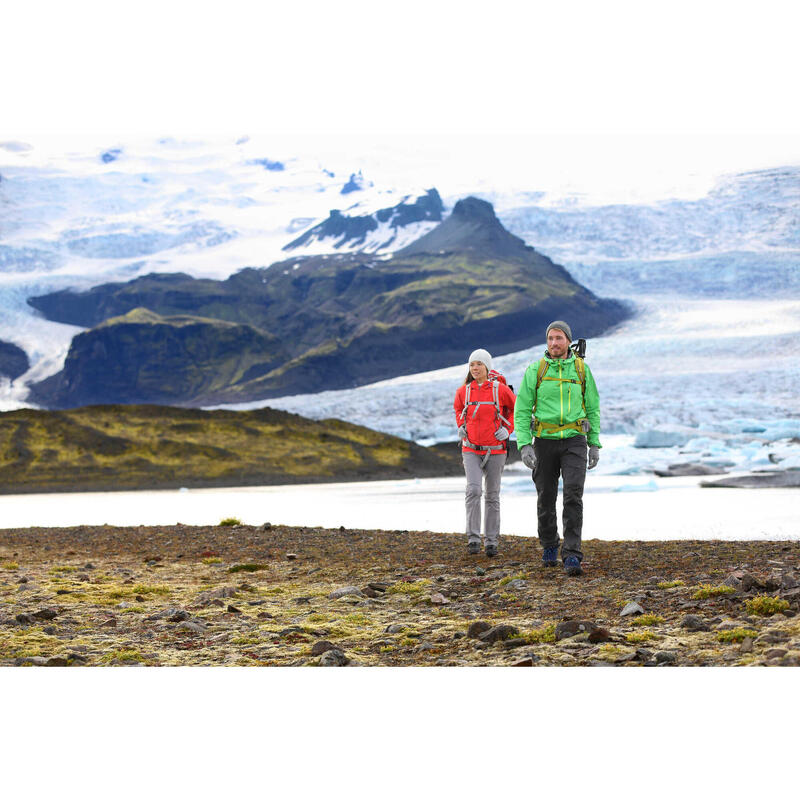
[535,358,549,390]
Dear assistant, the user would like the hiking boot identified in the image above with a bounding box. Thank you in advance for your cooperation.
[542,546,559,567]
[468,541,480,555]
[563,556,583,576]
[485,544,498,558]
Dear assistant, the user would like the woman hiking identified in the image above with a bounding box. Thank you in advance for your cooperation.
[454,349,516,557]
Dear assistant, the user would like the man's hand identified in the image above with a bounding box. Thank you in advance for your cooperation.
[520,444,536,470]
[588,446,600,470]
[494,427,509,441]
[458,425,467,440]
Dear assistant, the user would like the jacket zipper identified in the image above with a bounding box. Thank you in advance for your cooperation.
[559,362,564,437]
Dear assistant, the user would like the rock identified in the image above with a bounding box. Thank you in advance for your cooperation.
[654,650,677,664]
[328,586,363,599]
[475,567,486,576]
[680,614,710,632]
[278,626,303,637]
[286,553,297,560]
[512,656,535,666]
[100,617,117,628]
[503,579,527,591]
[765,648,788,660]
[588,627,613,643]
[503,638,527,650]
[620,602,644,617]
[226,605,242,614]
[177,621,207,633]
[168,610,190,622]
[196,586,237,603]
[430,592,450,605]
[467,621,492,639]
[15,613,34,625]
[739,637,754,653]
[43,625,57,635]
[479,624,520,644]
[45,656,70,667]
[311,640,338,656]
[293,596,312,604]
[361,587,379,598]
[367,583,388,593]
[15,656,48,666]
[385,624,405,634]
[555,620,598,640]
[781,573,799,590]
[654,463,727,477]
[757,631,789,644]
[319,649,349,666]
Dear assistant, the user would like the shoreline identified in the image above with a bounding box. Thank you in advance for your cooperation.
[1,524,798,667]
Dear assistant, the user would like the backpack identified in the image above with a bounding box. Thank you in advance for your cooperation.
[461,368,513,426]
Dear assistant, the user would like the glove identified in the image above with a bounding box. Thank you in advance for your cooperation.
[458,425,467,440]
[494,427,509,441]
[520,444,536,470]
[588,446,600,470]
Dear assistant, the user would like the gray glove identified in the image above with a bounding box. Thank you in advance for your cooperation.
[588,446,600,470]
[520,444,536,470]
[458,424,467,440]
[494,427,509,441]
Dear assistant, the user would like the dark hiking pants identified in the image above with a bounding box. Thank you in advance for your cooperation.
[532,434,587,562]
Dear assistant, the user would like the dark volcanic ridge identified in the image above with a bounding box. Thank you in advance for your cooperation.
[27,197,631,408]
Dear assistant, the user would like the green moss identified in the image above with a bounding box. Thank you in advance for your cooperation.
[520,623,556,644]
[343,613,370,626]
[743,595,790,616]
[498,572,528,586]
[1,561,19,570]
[630,614,665,627]
[100,648,146,664]
[202,557,223,565]
[219,517,242,527]
[657,580,685,589]
[131,584,170,595]
[626,631,657,643]
[228,563,268,573]
[693,584,736,600]
[231,634,261,645]
[48,565,78,575]
[387,579,430,595]
[717,628,759,643]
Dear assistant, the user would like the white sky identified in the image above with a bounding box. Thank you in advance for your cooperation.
[3,0,799,201]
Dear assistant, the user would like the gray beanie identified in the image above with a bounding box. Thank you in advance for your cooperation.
[546,320,572,341]
[467,348,492,371]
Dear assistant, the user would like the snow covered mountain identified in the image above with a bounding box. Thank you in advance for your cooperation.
[1,135,799,420]
[283,189,443,254]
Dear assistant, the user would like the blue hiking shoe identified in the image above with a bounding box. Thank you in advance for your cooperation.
[468,541,480,555]
[542,546,559,567]
[564,556,583,577]
[485,544,498,558]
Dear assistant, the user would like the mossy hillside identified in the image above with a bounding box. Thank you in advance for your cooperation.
[30,310,288,408]
[0,404,459,494]
[28,198,630,407]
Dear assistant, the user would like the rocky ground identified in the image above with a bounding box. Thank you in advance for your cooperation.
[1,524,799,667]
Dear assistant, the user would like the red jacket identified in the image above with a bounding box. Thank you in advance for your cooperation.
[454,379,516,455]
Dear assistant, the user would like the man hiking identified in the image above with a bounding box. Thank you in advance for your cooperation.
[514,321,601,576]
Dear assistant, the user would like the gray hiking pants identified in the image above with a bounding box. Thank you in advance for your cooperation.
[462,451,506,546]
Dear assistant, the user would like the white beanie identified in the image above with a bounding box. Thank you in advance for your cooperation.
[467,348,492,371]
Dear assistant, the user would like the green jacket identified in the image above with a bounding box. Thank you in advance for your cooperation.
[513,352,601,448]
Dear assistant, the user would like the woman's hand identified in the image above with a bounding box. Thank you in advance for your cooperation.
[458,425,467,439]
[494,427,509,441]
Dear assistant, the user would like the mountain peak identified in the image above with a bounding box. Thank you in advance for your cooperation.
[395,195,530,260]
[450,196,498,223]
